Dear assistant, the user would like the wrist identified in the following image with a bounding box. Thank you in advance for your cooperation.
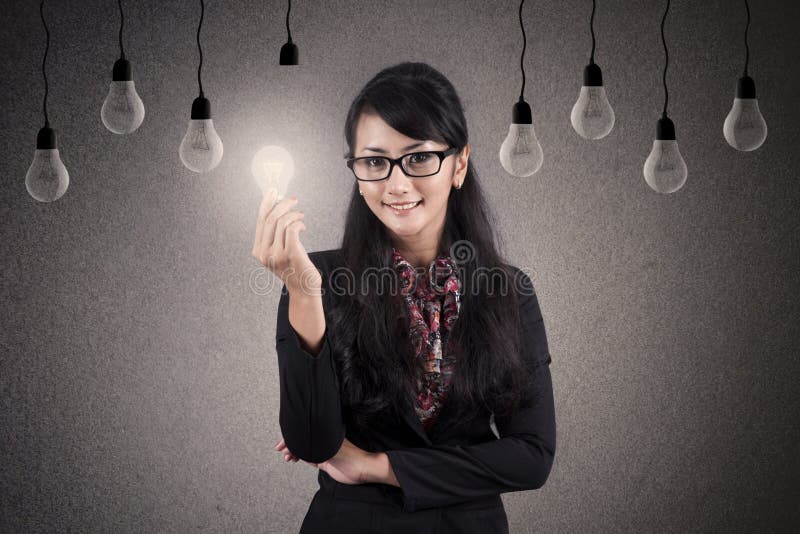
[364,452,399,487]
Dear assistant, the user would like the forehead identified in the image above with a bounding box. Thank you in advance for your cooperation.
[354,112,437,153]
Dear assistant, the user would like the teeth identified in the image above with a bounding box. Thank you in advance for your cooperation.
[387,201,421,210]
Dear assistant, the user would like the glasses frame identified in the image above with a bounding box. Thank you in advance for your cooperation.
[345,147,459,182]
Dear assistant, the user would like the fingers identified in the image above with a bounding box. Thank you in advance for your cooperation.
[252,189,278,257]
[252,192,299,267]
[274,210,305,255]
[281,216,306,262]
[275,438,299,462]
[262,196,299,253]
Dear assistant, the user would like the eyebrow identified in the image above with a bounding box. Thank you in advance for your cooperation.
[361,141,428,154]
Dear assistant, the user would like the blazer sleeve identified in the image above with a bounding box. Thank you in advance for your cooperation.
[384,271,556,512]
[275,283,346,464]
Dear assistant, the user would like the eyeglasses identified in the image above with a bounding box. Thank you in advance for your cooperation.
[345,147,459,182]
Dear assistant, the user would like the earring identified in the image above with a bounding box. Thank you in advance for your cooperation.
[454,182,462,190]
[359,190,364,196]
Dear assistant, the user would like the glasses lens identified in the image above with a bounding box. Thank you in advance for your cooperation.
[353,157,390,181]
[402,152,441,176]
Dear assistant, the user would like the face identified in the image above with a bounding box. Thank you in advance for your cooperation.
[353,112,470,261]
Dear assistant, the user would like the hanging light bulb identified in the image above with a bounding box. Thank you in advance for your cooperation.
[643,0,687,194]
[643,117,687,194]
[723,0,767,151]
[179,97,223,173]
[26,128,70,203]
[499,100,543,177]
[279,0,298,65]
[251,145,294,200]
[570,0,615,140]
[499,0,543,177]
[179,0,223,173]
[101,0,144,134]
[26,0,69,203]
[571,63,615,140]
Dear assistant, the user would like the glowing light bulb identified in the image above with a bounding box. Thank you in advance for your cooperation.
[499,99,543,177]
[179,96,223,173]
[570,63,615,139]
[723,75,767,151]
[643,117,687,194]
[101,59,145,134]
[25,126,69,202]
[251,145,294,200]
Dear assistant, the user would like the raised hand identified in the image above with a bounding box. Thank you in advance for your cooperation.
[252,189,321,296]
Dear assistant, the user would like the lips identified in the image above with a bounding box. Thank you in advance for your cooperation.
[383,200,423,213]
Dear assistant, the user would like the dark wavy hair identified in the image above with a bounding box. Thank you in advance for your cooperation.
[326,61,543,435]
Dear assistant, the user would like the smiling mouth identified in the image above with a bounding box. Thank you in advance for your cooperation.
[383,200,423,211]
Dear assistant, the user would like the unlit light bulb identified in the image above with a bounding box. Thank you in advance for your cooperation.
[643,117,687,194]
[251,145,294,200]
[101,59,145,134]
[570,63,615,140]
[25,127,69,202]
[723,75,767,151]
[179,96,223,173]
[499,124,544,177]
[499,99,543,177]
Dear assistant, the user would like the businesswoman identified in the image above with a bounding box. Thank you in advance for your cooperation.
[253,62,555,533]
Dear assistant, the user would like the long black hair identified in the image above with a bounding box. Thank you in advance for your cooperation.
[326,61,543,435]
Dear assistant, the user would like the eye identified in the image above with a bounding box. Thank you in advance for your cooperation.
[366,158,385,167]
[409,152,431,163]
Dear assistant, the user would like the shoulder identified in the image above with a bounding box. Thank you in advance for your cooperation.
[493,263,536,299]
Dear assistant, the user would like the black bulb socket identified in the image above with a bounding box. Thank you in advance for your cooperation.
[112,58,132,81]
[736,75,756,99]
[583,62,604,86]
[280,42,298,65]
[511,99,532,124]
[655,117,676,140]
[191,97,212,120]
[36,126,57,149]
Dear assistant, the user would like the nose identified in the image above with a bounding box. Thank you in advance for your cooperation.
[385,161,414,193]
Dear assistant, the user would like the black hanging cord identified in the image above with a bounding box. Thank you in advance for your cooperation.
[518,0,526,100]
[660,0,670,117]
[197,0,205,97]
[589,0,596,64]
[39,0,50,127]
[743,0,750,76]
[117,0,125,59]
[286,0,292,43]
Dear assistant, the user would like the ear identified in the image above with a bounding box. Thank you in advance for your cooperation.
[452,143,470,186]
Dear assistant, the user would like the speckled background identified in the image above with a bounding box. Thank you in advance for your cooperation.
[1,0,798,532]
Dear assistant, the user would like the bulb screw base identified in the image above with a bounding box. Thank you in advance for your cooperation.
[112,58,132,81]
[736,75,756,99]
[36,126,57,149]
[512,99,532,124]
[656,117,676,140]
[191,97,212,120]
[280,42,298,65]
[583,63,603,86]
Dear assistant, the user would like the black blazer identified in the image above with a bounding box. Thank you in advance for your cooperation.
[276,248,556,534]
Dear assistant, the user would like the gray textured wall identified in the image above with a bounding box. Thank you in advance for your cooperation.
[2,0,798,532]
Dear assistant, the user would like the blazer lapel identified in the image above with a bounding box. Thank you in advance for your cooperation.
[400,407,432,445]
[398,393,459,445]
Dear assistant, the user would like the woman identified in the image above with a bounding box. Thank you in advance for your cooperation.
[253,62,555,533]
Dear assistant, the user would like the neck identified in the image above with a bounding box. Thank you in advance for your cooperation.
[392,236,442,270]
[395,247,436,270]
